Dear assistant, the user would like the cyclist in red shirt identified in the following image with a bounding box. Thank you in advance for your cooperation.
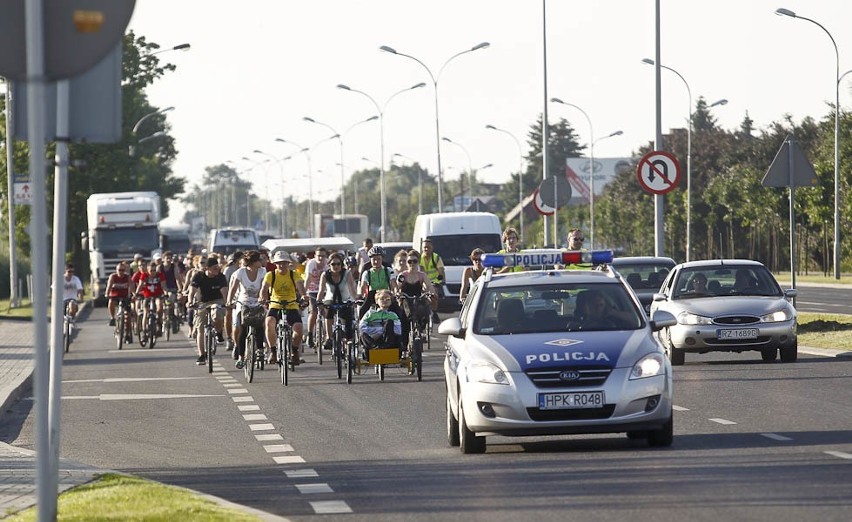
[105,262,133,327]
[134,260,167,336]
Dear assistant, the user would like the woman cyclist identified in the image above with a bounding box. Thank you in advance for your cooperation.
[316,252,358,350]
[226,250,267,369]
[134,260,167,337]
[459,248,485,303]
[260,250,308,366]
[396,250,434,340]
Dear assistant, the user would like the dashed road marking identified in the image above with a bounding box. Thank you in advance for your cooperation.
[709,418,737,425]
[223,384,243,388]
[255,434,283,441]
[273,455,306,464]
[673,405,690,411]
[243,414,268,421]
[761,433,793,441]
[249,423,275,431]
[264,444,294,453]
[238,405,260,411]
[232,396,254,402]
[825,451,852,460]
[60,394,223,401]
[285,469,318,478]
[311,501,352,514]
[64,377,207,383]
[295,483,333,494]
[227,388,248,394]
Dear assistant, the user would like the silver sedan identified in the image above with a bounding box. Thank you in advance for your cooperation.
[649,259,797,365]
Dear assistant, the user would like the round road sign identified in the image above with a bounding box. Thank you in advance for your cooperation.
[636,150,681,195]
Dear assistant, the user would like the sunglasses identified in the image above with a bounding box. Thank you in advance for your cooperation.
[407,259,418,264]
[330,262,342,267]
[471,257,482,262]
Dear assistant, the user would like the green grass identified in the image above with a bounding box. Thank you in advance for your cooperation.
[797,312,852,351]
[773,272,851,285]
[4,473,262,521]
[0,297,33,319]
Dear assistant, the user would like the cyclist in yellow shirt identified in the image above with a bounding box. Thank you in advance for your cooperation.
[260,250,307,366]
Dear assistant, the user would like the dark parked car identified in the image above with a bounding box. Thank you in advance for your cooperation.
[609,256,676,314]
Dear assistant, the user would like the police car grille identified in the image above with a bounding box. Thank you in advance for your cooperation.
[527,405,615,421]
[525,367,611,388]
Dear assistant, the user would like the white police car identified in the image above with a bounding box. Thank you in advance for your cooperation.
[440,249,678,453]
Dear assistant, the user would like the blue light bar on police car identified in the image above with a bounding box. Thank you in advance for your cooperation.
[481,249,614,268]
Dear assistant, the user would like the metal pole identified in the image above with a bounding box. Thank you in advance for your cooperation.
[48,80,70,507]
[24,0,53,518]
[788,136,797,294]
[654,0,665,257]
[542,0,551,246]
[4,81,18,307]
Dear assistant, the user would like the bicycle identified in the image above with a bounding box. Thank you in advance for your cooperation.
[163,291,179,342]
[62,299,76,353]
[195,302,222,374]
[113,297,133,350]
[138,297,158,349]
[233,300,267,383]
[321,301,355,380]
[269,299,300,386]
[399,293,430,381]
[310,296,326,365]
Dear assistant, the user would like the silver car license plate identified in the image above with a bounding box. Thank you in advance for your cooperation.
[538,391,605,410]
[717,328,759,340]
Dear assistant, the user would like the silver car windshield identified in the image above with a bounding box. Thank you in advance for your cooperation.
[474,283,644,335]
[673,265,782,299]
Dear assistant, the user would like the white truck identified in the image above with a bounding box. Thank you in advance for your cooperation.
[207,227,261,256]
[412,212,503,310]
[84,191,161,304]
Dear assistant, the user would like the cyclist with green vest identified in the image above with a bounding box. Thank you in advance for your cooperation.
[358,245,408,347]
[420,239,445,322]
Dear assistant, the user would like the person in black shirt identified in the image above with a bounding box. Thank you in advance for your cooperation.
[189,257,228,365]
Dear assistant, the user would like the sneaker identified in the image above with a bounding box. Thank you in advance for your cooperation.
[226,338,235,352]
[216,332,224,343]
[232,348,240,361]
[235,359,245,369]
[108,318,116,326]
[323,339,333,351]
[195,355,206,365]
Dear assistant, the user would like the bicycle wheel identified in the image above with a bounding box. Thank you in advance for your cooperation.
[282,334,290,386]
[246,328,255,383]
[148,315,157,349]
[116,311,125,350]
[137,313,146,347]
[426,313,433,350]
[335,328,343,380]
[206,328,214,374]
[413,337,423,382]
[346,340,353,384]
[164,309,172,342]
[315,320,324,365]
[64,318,71,353]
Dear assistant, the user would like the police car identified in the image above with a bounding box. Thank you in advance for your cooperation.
[440,249,678,454]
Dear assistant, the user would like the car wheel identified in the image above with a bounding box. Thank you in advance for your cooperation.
[761,347,778,362]
[664,328,685,366]
[647,412,673,447]
[458,396,485,454]
[780,341,798,363]
[447,392,460,447]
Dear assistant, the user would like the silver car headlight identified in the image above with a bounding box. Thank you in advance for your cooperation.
[761,307,794,323]
[677,311,713,325]
[466,360,509,385]
[630,353,666,380]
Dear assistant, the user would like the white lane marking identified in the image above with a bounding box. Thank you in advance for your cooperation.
[61,394,223,401]
[222,384,243,388]
[243,414,268,421]
[709,418,738,425]
[227,389,248,394]
[311,501,352,514]
[825,451,852,460]
[761,433,793,441]
[273,455,306,464]
[673,405,690,411]
[255,434,283,441]
[286,469,318,478]
[108,348,188,353]
[63,377,208,384]
[296,483,333,494]
[249,423,275,431]
[232,396,254,403]
[264,444,294,453]
[238,405,260,412]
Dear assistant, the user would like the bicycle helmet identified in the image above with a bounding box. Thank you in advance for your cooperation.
[345,255,359,268]
[367,245,386,257]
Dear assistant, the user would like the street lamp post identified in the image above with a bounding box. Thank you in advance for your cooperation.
[132,106,174,135]
[485,124,526,242]
[276,139,314,231]
[146,43,191,57]
[379,42,490,212]
[337,83,424,242]
[590,131,623,249]
[775,8,842,279]
[302,117,345,215]
[441,137,472,206]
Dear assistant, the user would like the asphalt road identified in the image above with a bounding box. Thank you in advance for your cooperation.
[3,306,851,521]
[793,285,852,314]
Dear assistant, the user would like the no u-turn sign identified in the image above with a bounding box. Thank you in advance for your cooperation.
[637,151,681,195]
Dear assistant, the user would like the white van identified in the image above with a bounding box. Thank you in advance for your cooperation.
[412,212,502,310]
[208,227,260,256]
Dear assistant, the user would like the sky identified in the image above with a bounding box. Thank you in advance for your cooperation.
[126,0,852,224]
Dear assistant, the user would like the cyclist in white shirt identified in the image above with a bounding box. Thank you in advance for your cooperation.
[303,247,328,349]
[226,250,267,369]
[62,263,84,320]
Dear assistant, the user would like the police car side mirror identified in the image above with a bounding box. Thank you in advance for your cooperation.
[649,310,676,332]
[438,317,464,338]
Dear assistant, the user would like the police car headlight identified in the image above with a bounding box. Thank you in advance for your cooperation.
[467,361,509,385]
[630,353,666,380]
[761,308,793,323]
[677,311,713,325]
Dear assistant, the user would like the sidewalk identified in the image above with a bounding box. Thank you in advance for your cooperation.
[0,315,287,521]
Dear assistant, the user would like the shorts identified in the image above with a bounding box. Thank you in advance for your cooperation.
[266,308,302,326]
[194,299,225,330]
[307,292,319,313]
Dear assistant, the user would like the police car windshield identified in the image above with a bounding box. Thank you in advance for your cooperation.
[474,283,644,335]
